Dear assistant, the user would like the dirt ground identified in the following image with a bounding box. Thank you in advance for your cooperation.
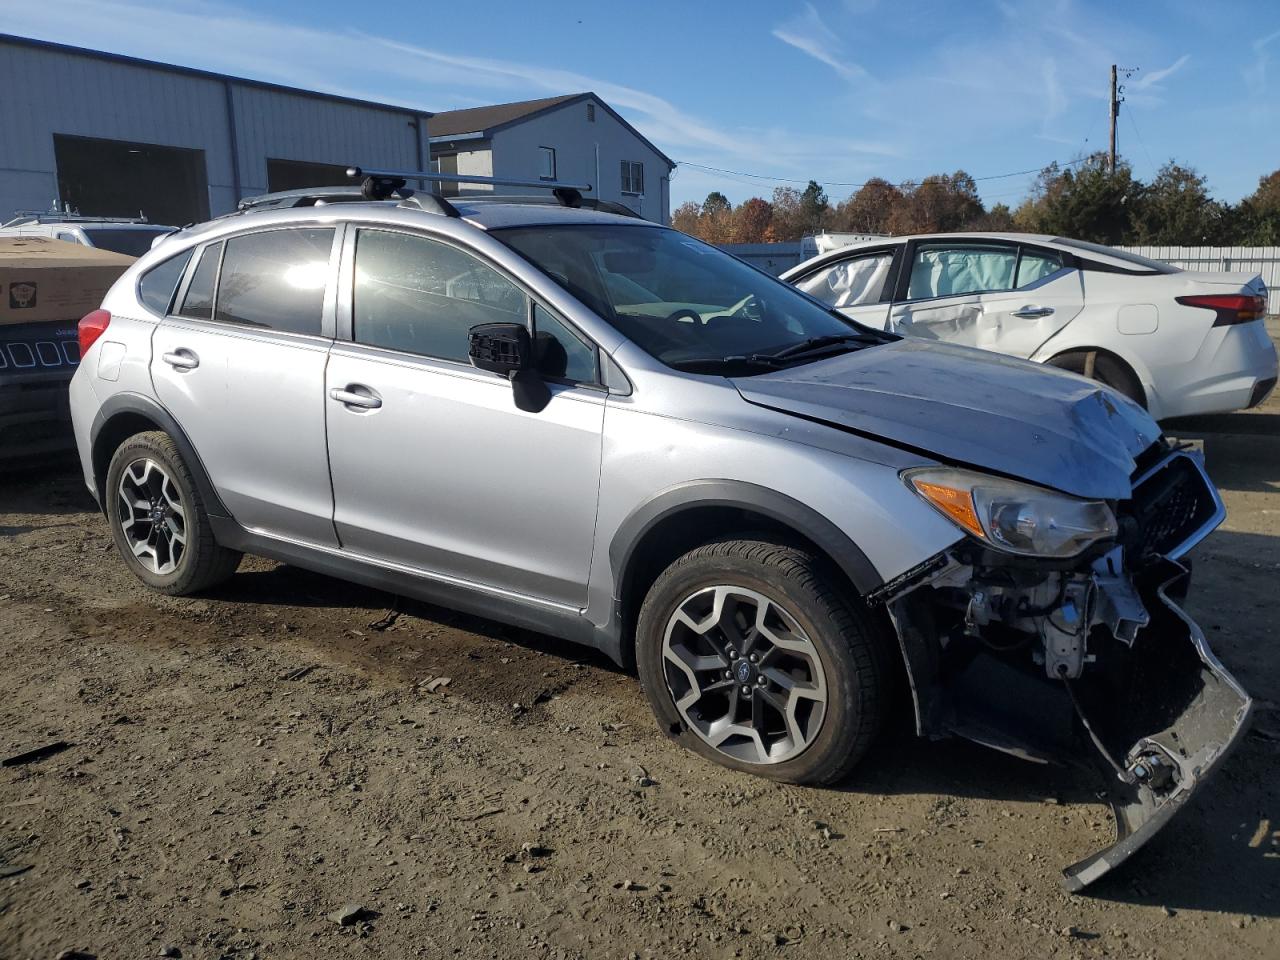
[2,325,1278,960]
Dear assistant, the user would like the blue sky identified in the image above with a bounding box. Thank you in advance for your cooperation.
[4,0,1279,209]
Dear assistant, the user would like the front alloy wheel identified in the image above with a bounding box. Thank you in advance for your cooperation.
[637,538,891,785]
[662,585,828,764]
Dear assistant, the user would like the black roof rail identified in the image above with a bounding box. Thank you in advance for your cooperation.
[346,166,593,209]
[455,194,643,219]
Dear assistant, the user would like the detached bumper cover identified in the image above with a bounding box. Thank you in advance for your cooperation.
[1061,562,1252,891]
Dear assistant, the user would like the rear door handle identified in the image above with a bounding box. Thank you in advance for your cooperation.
[1011,305,1054,319]
[162,349,199,370]
[329,386,382,410]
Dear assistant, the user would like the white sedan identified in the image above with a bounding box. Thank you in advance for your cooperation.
[782,233,1277,420]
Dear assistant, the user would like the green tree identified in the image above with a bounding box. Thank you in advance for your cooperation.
[1235,169,1280,244]
[1133,162,1227,244]
[700,192,732,219]
[1017,154,1141,244]
[799,180,831,235]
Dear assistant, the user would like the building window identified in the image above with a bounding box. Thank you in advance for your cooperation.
[538,146,556,181]
[621,160,644,195]
[586,102,596,122]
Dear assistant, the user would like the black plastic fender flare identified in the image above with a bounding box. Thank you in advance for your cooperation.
[88,391,231,519]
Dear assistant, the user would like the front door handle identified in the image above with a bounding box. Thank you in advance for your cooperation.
[329,386,382,410]
[1011,305,1054,319]
[162,349,199,370]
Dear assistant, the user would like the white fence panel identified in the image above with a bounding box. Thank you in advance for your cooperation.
[1119,246,1280,313]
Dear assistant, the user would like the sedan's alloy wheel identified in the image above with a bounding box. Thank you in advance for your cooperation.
[116,458,187,575]
[662,585,828,764]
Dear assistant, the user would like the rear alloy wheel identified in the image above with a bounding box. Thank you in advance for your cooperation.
[105,431,241,595]
[637,538,891,785]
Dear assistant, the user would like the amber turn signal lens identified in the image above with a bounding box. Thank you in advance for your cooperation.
[911,479,985,539]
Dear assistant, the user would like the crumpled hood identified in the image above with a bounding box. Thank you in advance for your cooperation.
[732,339,1160,500]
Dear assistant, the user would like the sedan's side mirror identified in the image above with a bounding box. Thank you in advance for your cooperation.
[468,322,550,413]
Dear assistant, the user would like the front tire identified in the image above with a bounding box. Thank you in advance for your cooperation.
[105,431,241,595]
[636,538,891,785]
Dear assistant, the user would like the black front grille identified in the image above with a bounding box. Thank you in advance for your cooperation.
[1128,454,1220,559]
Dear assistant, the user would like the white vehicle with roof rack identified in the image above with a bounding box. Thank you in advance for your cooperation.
[0,211,177,257]
[782,232,1276,420]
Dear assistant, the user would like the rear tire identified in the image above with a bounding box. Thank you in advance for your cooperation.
[1046,350,1146,407]
[636,537,891,786]
[105,431,241,595]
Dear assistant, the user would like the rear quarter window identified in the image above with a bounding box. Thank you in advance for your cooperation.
[139,249,193,316]
[214,228,335,335]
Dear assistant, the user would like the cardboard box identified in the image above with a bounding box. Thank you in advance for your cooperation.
[0,236,135,326]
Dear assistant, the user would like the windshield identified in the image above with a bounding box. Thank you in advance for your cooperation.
[83,228,173,257]
[494,224,885,372]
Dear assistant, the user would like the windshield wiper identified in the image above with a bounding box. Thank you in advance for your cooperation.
[668,356,784,373]
[761,333,880,362]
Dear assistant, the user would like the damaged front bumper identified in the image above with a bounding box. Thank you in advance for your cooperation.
[879,449,1252,891]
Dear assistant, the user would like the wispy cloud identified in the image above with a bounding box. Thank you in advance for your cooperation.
[0,0,899,198]
[1132,54,1189,90]
[772,3,870,82]
[1244,27,1280,99]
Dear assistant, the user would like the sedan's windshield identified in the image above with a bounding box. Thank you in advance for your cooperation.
[494,224,888,372]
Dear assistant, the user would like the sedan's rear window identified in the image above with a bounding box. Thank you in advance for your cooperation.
[1052,238,1179,274]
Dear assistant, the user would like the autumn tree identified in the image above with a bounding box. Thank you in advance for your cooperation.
[832,178,902,233]
[671,200,701,236]
[769,186,805,241]
[696,192,734,243]
[887,171,984,234]
[732,197,773,243]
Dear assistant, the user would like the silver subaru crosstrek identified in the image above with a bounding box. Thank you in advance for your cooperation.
[68,175,1251,890]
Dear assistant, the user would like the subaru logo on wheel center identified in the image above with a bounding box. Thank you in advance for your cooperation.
[735,660,753,683]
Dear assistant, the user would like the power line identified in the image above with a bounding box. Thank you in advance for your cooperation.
[675,156,1088,191]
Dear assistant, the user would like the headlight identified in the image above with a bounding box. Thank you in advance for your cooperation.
[904,467,1117,558]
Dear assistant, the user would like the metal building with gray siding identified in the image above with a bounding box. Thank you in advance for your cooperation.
[0,34,432,225]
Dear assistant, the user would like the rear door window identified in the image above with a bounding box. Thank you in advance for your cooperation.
[140,249,193,316]
[1015,249,1065,288]
[906,244,1018,300]
[178,242,221,320]
[214,228,335,335]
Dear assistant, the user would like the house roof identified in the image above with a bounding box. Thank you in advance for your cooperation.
[430,93,675,169]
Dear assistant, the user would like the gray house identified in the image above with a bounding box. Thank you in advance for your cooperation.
[430,94,675,223]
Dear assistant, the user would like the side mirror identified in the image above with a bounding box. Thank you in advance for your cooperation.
[467,322,550,413]
[468,322,532,375]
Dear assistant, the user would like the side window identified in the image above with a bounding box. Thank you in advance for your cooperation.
[1016,249,1065,288]
[178,241,221,320]
[906,244,1017,300]
[215,228,334,335]
[795,252,893,308]
[533,303,596,383]
[353,229,528,363]
[140,249,193,316]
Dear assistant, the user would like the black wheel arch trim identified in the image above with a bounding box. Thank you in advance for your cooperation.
[609,479,884,606]
[89,391,231,519]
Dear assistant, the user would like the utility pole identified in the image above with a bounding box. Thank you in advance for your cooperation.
[1108,66,1138,175]
[1108,64,1118,174]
